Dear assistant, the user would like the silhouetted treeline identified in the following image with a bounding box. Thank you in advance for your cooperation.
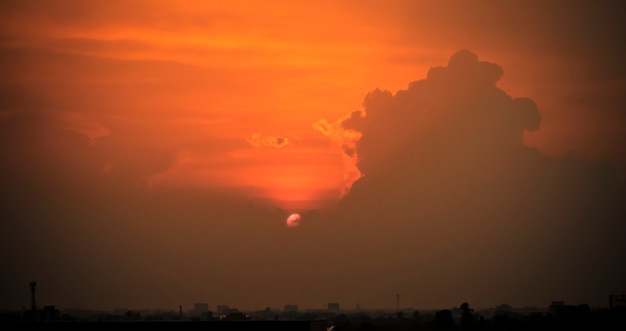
[4,303,625,330]
[325,306,626,331]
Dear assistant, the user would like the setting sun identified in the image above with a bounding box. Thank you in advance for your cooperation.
[286,213,301,228]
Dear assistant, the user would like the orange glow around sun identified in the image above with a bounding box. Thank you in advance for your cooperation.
[2,0,586,210]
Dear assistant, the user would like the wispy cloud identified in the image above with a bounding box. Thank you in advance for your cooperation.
[247,133,289,148]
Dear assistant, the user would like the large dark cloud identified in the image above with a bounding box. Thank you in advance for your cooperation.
[327,50,626,308]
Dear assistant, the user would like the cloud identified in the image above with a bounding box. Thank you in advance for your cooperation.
[339,50,543,178]
[312,116,362,196]
[57,110,111,144]
[320,49,626,307]
[0,110,177,190]
[247,133,290,148]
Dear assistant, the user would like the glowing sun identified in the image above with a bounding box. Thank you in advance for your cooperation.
[286,213,301,227]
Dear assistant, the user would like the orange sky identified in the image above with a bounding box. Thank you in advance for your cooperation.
[3,0,623,209]
[0,0,419,209]
[1,0,625,311]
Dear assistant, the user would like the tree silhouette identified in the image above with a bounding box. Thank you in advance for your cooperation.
[433,309,454,330]
[460,302,474,329]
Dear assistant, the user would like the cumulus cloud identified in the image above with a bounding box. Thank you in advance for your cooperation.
[312,116,362,196]
[247,133,290,148]
[321,49,626,307]
[340,50,543,179]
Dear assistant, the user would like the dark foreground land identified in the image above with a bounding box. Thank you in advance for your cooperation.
[1,320,329,330]
[3,311,626,331]
[3,303,626,331]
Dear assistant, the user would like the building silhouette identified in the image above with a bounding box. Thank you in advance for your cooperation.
[284,304,298,312]
[610,294,626,310]
[193,303,209,315]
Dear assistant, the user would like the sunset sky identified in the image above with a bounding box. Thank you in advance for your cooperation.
[1,1,625,312]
